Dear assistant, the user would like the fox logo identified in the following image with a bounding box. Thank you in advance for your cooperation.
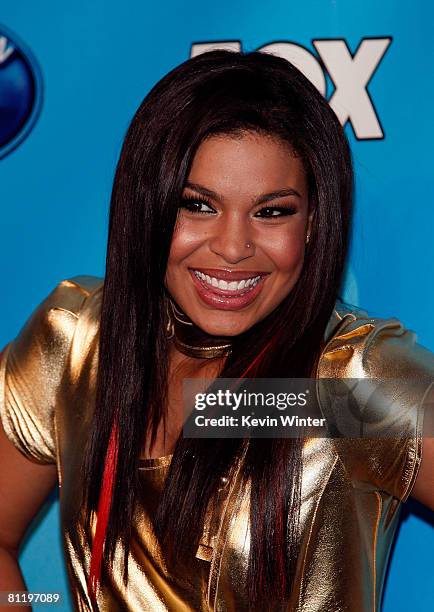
[191,38,392,141]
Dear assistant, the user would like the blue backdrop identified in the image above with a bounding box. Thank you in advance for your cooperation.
[1,1,433,610]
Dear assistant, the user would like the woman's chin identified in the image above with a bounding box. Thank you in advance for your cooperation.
[194,316,252,338]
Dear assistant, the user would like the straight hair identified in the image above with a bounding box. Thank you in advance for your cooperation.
[70,49,353,609]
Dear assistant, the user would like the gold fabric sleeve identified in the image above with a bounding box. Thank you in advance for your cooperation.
[0,276,101,464]
[317,312,434,502]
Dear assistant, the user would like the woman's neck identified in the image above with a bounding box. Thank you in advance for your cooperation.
[168,341,227,380]
[166,295,233,360]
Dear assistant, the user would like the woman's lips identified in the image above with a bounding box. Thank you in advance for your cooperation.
[189,269,269,310]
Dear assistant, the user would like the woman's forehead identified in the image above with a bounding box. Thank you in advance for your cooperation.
[186,132,308,200]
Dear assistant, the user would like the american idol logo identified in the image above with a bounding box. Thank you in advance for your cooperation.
[0,25,43,159]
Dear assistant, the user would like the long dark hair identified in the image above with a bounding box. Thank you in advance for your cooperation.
[74,50,353,609]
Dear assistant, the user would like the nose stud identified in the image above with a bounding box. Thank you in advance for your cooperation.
[246,242,252,248]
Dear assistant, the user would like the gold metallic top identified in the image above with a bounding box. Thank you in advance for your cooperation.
[1,275,433,611]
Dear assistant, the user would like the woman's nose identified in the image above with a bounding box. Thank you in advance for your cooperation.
[208,216,256,263]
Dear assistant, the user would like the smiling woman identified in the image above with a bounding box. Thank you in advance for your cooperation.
[0,49,433,612]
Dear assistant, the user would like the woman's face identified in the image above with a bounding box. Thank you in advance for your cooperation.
[165,131,314,337]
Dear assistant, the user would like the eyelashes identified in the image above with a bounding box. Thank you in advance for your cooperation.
[179,195,214,214]
[253,205,298,218]
[179,195,298,218]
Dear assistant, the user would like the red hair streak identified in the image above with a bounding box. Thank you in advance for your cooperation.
[86,333,277,603]
[238,333,278,380]
[87,420,119,606]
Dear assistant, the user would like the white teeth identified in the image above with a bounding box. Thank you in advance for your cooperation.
[193,271,261,292]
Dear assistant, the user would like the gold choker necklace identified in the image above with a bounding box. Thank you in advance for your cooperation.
[165,296,232,359]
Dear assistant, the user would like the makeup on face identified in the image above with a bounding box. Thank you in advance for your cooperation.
[188,267,270,311]
[164,131,313,336]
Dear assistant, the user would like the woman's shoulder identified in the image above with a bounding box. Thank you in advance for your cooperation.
[27,274,105,341]
[42,274,104,317]
[3,274,104,359]
[0,274,103,464]
[321,297,434,380]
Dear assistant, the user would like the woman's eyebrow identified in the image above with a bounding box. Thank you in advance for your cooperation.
[184,181,302,204]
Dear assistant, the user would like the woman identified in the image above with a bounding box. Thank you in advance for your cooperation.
[0,50,433,612]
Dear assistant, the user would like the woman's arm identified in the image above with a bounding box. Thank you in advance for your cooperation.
[0,417,57,611]
[411,385,434,510]
[0,277,102,612]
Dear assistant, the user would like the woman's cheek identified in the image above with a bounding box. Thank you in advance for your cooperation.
[170,223,208,259]
[260,226,305,273]
[164,229,204,291]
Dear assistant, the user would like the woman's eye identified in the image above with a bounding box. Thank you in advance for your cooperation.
[255,206,297,218]
[179,196,216,215]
